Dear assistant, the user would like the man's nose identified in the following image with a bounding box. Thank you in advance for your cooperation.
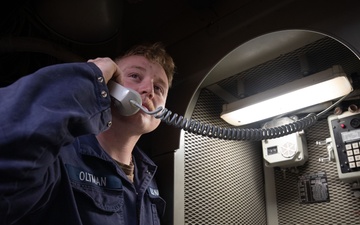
[140,79,154,99]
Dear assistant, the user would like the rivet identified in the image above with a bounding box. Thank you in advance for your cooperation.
[97,76,104,83]
[101,90,108,98]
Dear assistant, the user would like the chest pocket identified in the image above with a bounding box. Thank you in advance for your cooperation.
[65,164,123,213]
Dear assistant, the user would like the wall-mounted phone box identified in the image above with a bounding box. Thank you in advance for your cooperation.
[262,117,308,168]
[328,110,360,183]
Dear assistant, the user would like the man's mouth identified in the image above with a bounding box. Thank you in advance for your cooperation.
[142,100,155,112]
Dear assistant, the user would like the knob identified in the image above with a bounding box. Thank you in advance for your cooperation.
[350,118,360,128]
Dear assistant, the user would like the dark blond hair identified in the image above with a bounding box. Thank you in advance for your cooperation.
[117,42,175,88]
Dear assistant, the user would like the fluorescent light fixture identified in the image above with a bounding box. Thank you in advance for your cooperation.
[220,65,353,126]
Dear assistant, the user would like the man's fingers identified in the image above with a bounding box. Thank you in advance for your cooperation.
[87,58,120,83]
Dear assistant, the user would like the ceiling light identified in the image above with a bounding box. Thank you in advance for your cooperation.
[220,65,353,126]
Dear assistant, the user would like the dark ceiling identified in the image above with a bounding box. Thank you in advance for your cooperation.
[0,0,251,86]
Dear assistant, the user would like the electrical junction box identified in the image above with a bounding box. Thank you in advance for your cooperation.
[262,117,308,168]
[328,110,360,183]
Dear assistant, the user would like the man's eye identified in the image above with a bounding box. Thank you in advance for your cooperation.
[130,73,139,79]
[154,86,164,94]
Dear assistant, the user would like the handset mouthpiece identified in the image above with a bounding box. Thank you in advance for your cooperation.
[130,100,163,115]
[108,81,142,116]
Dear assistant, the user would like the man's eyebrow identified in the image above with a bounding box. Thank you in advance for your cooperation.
[125,65,146,71]
[156,78,168,89]
[126,65,169,89]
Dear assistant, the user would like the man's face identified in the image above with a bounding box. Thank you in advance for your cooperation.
[114,55,169,134]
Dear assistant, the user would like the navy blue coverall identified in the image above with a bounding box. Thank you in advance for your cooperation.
[0,62,165,225]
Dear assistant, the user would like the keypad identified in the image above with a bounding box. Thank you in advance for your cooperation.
[345,142,360,168]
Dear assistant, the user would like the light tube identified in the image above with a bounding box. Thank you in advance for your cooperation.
[220,66,353,126]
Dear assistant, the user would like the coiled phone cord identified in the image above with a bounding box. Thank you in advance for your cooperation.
[154,109,318,141]
[130,94,348,141]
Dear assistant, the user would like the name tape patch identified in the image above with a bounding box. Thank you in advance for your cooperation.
[65,164,122,189]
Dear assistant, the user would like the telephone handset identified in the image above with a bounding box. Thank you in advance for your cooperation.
[108,80,164,116]
[108,80,142,116]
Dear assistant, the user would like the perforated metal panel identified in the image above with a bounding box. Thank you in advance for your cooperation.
[183,36,360,224]
[217,37,360,99]
[271,37,360,225]
[275,119,360,224]
[184,90,266,224]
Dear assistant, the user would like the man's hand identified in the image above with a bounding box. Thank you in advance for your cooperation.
[88,57,121,83]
